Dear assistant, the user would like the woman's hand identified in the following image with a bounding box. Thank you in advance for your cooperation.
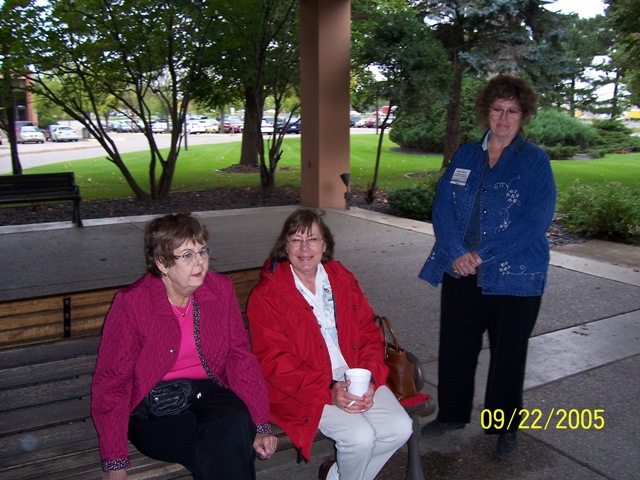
[254,433,278,460]
[331,380,374,413]
[103,470,127,480]
[451,252,483,277]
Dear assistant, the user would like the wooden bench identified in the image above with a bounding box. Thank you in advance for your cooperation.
[0,172,83,227]
[0,267,433,479]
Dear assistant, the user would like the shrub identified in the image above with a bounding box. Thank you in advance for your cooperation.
[591,119,640,153]
[526,109,597,158]
[541,145,580,160]
[558,180,640,244]
[388,187,435,221]
[389,108,447,153]
[388,170,443,221]
[389,77,483,153]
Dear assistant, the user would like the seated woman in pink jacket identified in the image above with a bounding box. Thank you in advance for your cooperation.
[247,208,412,480]
[91,213,276,480]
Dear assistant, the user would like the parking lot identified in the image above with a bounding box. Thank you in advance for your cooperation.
[0,128,375,174]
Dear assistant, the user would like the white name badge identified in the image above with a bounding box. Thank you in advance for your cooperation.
[450,168,471,186]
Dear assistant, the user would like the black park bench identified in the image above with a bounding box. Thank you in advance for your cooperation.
[0,172,83,227]
[0,267,433,479]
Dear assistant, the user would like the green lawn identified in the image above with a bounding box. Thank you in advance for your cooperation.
[15,135,640,201]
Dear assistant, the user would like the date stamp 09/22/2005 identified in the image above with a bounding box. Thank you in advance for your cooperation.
[481,409,605,431]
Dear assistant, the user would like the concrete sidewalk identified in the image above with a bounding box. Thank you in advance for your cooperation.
[1,206,639,479]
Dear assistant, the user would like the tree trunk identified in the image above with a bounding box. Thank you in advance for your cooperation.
[240,87,261,167]
[441,63,463,170]
[366,109,393,203]
[7,108,22,175]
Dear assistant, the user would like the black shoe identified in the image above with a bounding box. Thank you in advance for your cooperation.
[318,459,336,480]
[496,432,518,460]
[420,419,466,437]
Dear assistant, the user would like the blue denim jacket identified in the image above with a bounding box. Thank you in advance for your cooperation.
[419,132,557,296]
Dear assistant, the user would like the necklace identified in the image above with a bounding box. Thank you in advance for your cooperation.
[169,295,192,318]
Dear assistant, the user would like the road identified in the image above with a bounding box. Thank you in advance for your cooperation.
[0,132,243,174]
[0,128,376,174]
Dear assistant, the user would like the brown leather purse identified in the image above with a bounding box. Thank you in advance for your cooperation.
[375,315,420,400]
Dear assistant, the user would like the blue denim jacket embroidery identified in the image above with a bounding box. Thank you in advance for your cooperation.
[418,132,557,296]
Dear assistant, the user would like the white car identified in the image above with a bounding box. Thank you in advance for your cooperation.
[186,120,206,134]
[152,121,168,133]
[201,119,219,133]
[260,119,274,134]
[17,126,45,144]
[51,126,80,142]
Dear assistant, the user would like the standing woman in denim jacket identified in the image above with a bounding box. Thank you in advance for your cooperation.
[418,75,556,460]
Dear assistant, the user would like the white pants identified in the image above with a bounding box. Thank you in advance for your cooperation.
[318,385,412,480]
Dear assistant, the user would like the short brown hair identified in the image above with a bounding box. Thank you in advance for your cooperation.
[269,208,335,264]
[144,213,209,277]
[475,74,538,132]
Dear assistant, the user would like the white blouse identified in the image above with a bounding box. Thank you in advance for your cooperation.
[291,263,349,381]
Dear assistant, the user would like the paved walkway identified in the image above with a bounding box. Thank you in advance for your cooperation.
[1,206,638,479]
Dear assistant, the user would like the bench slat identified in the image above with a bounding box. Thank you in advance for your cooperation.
[0,336,100,369]
[0,355,96,389]
[0,421,98,467]
[1,396,91,436]
[0,374,93,411]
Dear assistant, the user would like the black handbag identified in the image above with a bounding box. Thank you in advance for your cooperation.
[142,379,196,418]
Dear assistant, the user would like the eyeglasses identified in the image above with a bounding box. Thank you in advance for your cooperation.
[173,247,211,262]
[287,236,323,248]
[490,105,522,119]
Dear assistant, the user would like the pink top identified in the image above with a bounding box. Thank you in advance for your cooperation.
[162,297,208,381]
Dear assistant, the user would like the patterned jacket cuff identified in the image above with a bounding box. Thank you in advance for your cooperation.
[102,457,130,472]
[256,423,272,434]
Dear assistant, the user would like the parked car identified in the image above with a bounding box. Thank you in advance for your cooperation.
[276,118,301,134]
[44,124,62,141]
[260,119,274,135]
[151,121,169,133]
[201,119,219,133]
[186,120,206,134]
[350,115,363,127]
[51,126,80,142]
[222,116,243,133]
[363,116,378,128]
[113,120,133,133]
[14,120,35,133]
[17,126,45,144]
[106,120,119,132]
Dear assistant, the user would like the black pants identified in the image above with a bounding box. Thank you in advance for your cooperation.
[129,380,257,479]
[436,274,541,433]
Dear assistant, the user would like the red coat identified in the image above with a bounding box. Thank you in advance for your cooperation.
[91,271,270,465]
[247,259,388,461]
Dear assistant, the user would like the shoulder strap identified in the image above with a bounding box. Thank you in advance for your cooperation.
[375,315,401,351]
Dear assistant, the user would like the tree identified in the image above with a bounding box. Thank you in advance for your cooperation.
[353,5,450,201]
[605,0,640,106]
[527,14,610,116]
[192,0,300,192]
[414,0,560,168]
[0,0,41,174]
[18,0,218,199]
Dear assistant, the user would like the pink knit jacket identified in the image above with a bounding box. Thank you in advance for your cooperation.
[91,271,270,468]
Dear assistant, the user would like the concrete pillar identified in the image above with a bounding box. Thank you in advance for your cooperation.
[300,0,351,209]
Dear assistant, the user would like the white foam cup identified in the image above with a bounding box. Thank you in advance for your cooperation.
[344,368,371,396]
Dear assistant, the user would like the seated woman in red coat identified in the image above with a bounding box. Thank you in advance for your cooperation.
[247,208,412,480]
